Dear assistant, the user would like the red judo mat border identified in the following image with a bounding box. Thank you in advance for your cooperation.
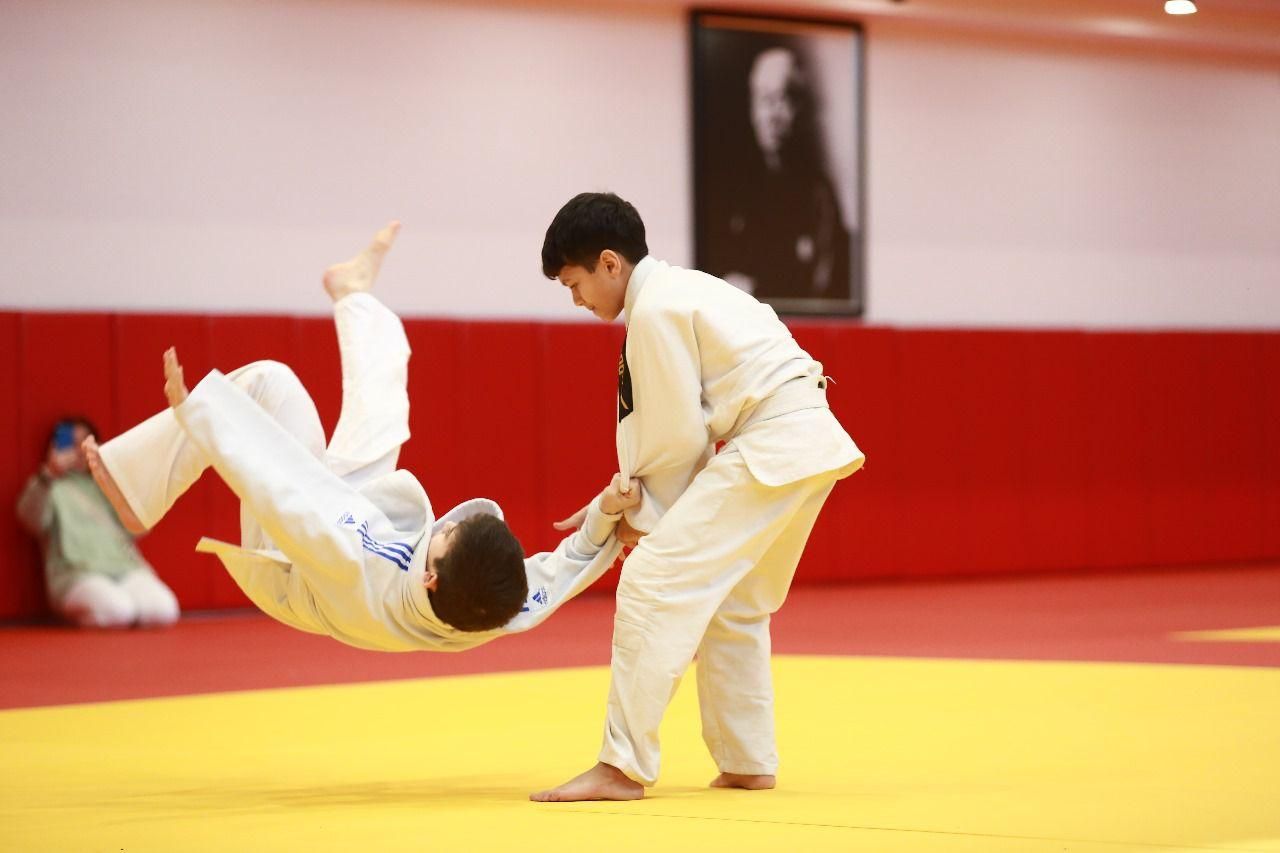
[2,563,1278,710]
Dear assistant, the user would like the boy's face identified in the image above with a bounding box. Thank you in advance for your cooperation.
[556,250,629,322]
[422,521,459,591]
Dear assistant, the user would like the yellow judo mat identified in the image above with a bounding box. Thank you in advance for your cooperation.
[2,655,1278,852]
[1173,626,1280,643]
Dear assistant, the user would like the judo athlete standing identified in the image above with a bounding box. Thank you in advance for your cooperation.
[532,193,864,801]
[85,223,635,650]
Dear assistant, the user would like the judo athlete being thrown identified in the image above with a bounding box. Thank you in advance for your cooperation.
[531,193,865,801]
[84,224,637,649]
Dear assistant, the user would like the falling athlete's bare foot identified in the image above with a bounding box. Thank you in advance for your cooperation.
[163,347,188,408]
[530,763,644,802]
[710,772,776,790]
[322,221,400,302]
[83,435,147,536]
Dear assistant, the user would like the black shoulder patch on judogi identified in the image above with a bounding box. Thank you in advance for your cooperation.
[618,334,634,422]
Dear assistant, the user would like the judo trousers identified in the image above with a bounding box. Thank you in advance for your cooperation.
[599,440,839,785]
[99,293,409,551]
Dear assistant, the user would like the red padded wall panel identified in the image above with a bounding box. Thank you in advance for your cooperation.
[536,322,626,581]
[13,314,118,618]
[883,329,1038,579]
[203,317,304,607]
[1082,333,1157,570]
[1142,333,1264,566]
[1017,331,1096,573]
[808,325,901,580]
[4,313,1280,623]
[20,314,117,463]
[207,317,305,374]
[1142,333,1200,564]
[450,322,545,551]
[1259,333,1280,558]
[112,314,219,609]
[892,330,986,576]
[1263,334,1280,557]
[295,316,343,443]
[951,331,1033,575]
[1170,333,1266,562]
[0,314,29,619]
[401,319,465,521]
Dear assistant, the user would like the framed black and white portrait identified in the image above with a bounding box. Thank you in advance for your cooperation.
[693,12,864,316]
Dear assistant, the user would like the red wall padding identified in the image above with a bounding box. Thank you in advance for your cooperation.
[0,314,24,619]
[1266,335,1280,557]
[2,311,1277,618]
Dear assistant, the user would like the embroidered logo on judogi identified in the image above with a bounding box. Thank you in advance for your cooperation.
[618,335,634,423]
[520,585,551,614]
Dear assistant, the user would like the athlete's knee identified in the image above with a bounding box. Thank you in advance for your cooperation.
[702,609,770,654]
[710,601,772,631]
[238,360,304,402]
[246,359,299,385]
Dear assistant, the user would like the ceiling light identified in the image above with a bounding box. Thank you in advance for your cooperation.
[1164,0,1197,14]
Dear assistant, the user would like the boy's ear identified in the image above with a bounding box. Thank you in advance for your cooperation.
[423,568,439,591]
[601,249,621,275]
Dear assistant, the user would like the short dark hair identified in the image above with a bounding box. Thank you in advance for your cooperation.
[428,514,528,632]
[541,192,649,278]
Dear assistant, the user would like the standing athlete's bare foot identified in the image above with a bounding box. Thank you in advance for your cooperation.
[323,221,400,302]
[83,436,147,536]
[711,773,776,790]
[530,763,644,802]
[163,347,188,408]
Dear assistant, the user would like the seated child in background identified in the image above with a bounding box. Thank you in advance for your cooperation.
[16,417,180,629]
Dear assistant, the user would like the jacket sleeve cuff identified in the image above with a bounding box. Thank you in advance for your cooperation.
[578,494,620,550]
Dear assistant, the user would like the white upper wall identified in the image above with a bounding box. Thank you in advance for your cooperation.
[867,22,1280,329]
[2,0,1277,328]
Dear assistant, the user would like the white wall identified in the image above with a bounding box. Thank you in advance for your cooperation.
[0,0,690,319]
[866,22,1280,329]
[2,0,1277,328]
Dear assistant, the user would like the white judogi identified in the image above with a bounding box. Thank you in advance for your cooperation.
[600,257,864,784]
[100,294,622,652]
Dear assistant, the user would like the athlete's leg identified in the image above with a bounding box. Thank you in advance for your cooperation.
[697,476,835,787]
[89,361,326,536]
[322,222,409,485]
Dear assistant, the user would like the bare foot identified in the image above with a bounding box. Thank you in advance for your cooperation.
[323,221,400,302]
[83,436,147,536]
[163,347,188,408]
[710,772,776,790]
[530,763,644,802]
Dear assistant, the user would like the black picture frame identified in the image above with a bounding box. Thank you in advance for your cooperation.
[692,10,865,316]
